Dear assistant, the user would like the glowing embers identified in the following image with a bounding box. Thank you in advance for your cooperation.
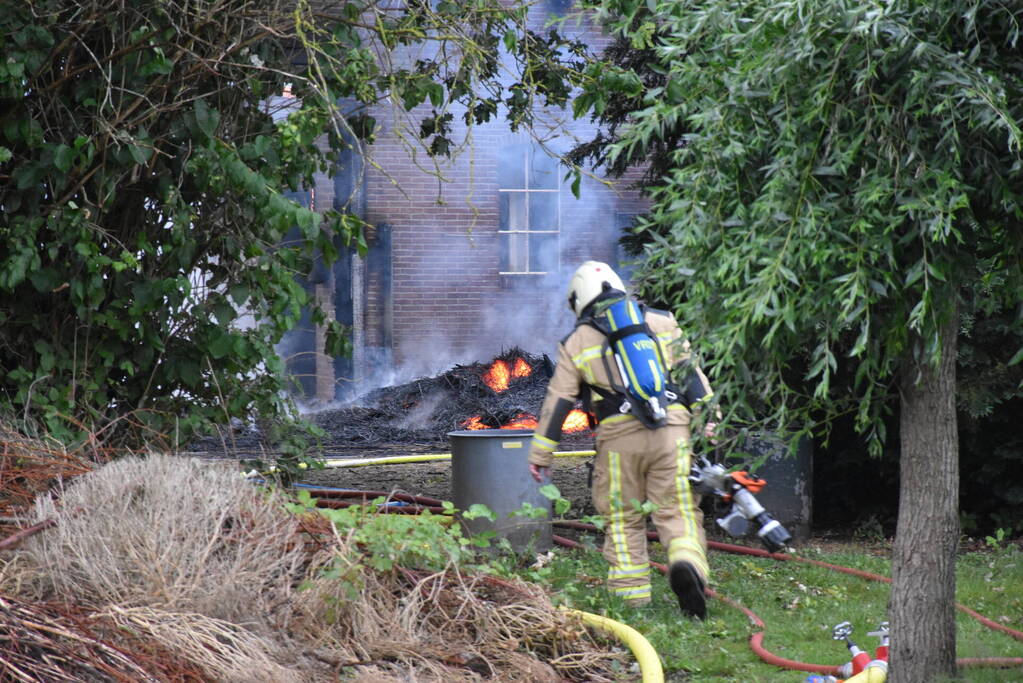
[461,356,591,434]
[462,409,590,434]
[501,413,539,430]
[482,356,533,393]
[461,416,487,430]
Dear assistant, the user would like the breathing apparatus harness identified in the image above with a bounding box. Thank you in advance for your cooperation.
[576,294,710,430]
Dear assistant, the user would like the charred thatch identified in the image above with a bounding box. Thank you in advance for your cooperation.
[190,347,593,456]
[313,347,590,449]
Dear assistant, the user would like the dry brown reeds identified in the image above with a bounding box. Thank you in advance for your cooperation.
[0,593,160,682]
[2,450,624,681]
[22,454,308,626]
[292,556,625,682]
[94,606,302,683]
[0,424,99,537]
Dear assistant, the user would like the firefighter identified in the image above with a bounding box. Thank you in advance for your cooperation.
[528,261,714,619]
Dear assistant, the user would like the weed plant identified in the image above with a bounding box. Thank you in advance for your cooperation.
[504,533,1023,682]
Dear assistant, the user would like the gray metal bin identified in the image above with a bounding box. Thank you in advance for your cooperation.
[449,429,552,553]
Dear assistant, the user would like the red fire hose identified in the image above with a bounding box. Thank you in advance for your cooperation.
[255,487,1023,672]
[8,485,1021,675]
[550,519,1023,674]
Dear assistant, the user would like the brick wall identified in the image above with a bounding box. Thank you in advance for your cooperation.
[335,5,649,389]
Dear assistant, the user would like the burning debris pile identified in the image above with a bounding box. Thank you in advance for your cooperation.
[313,348,593,448]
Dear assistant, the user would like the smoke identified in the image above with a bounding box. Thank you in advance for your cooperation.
[294,4,644,408]
[396,389,448,429]
[335,144,638,406]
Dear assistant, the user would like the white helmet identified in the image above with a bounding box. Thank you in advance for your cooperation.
[566,261,626,316]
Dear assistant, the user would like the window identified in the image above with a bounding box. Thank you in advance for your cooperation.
[498,144,560,275]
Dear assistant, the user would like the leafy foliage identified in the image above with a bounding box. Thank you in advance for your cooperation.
[570,2,1023,534]
[0,0,581,449]
[574,0,1023,450]
[571,3,1023,676]
[289,490,474,579]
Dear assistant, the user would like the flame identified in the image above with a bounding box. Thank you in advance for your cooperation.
[502,413,538,429]
[482,357,533,393]
[460,413,537,430]
[482,360,511,392]
[464,357,591,433]
[562,409,590,433]
[460,409,591,433]
[462,416,487,430]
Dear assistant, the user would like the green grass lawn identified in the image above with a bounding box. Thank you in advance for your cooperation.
[516,534,1023,682]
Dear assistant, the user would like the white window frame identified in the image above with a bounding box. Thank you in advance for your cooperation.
[498,145,560,275]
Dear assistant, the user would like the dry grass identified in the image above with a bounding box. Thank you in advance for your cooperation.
[293,556,624,682]
[95,606,302,683]
[1,448,624,682]
[22,454,307,626]
[0,424,98,536]
[0,593,160,682]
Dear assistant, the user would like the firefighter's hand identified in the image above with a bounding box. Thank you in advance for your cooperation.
[703,422,719,442]
[529,463,550,483]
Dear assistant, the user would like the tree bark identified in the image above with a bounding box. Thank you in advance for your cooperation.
[889,315,960,683]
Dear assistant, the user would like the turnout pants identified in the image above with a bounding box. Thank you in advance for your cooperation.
[591,423,708,605]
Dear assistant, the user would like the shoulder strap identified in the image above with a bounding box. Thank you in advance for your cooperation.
[606,323,648,346]
[577,314,609,336]
[574,315,629,397]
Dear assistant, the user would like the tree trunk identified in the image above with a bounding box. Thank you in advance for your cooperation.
[889,316,960,683]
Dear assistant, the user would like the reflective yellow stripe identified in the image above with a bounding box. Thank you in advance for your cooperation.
[600,412,638,426]
[572,346,603,366]
[673,437,696,537]
[608,450,632,569]
[572,345,602,384]
[668,437,709,580]
[668,537,709,581]
[612,584,652,600]
[627,301,641,325]
[648,358,663,392]
[531,433,558,451]
[692,390,715,405]
[609,564,650,579]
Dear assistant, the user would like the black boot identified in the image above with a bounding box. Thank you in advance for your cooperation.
[669,561,706,620]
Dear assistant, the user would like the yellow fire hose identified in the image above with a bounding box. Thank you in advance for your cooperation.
[563,608,664,683]
[320,449,596,468]
[843,660,888,682]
